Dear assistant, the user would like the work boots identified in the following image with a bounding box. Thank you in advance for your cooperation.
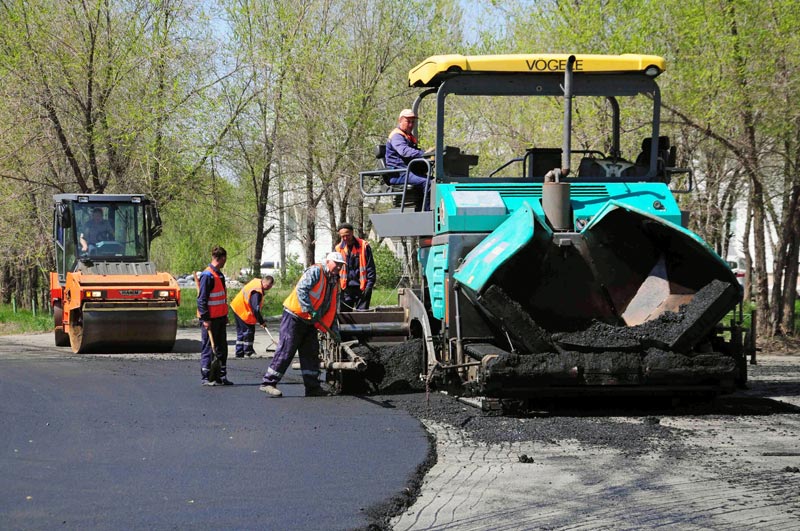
[305,386,331,397]
[260,384,282,397]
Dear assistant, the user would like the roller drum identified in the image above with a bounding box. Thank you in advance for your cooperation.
[71,302,178,353]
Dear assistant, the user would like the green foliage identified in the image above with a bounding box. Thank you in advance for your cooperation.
[368,287,400,308]
[178,286,290,327]
[0,305,53,335]
[373,243,403,288]
[1,0,798,338]
[278,254,305,287]
[177,288,199,327]
[151,179,249,276]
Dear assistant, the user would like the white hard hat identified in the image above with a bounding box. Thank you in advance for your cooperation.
[325,251,346,264]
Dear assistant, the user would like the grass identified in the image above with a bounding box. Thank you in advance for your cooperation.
[0,305,54,336]
[178,286,401,326]
[0,286,403,336]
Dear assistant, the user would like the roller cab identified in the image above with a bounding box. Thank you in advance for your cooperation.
[50,194,179,353]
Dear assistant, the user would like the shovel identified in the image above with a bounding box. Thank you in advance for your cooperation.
[313,317,342,345]
[261,324,278,352]
[206,330,222,383]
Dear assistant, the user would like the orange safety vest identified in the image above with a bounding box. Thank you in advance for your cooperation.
[283,264,338,331]
[230,278,264,325]
[336,238,370,291]
[389,127,418,146]
[204,266,228,319]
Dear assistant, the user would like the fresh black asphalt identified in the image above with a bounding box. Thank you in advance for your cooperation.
[0,355,430,530]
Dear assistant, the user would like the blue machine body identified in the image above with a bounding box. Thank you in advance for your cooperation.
[355,53,747,396]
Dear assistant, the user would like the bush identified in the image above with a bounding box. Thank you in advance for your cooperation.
[373,244,403,288]
[278,254,305,286]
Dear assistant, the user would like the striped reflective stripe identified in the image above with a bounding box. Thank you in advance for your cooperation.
[267,367,283,378]
[309,280,324,298]
[205,267,228,318]
[301,369,320,376]
[338,239,370,290]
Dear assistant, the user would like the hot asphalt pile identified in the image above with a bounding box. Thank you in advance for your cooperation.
[477,280,740,391]
[347,339,426,394]
[377,392,680,453]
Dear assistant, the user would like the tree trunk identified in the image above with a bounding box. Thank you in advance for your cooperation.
[779,184,800,335]
[742,197,753,301]
[303,138,316,267]
[278,176,287,278]
[325,186,337,254]
[751,179,770,337]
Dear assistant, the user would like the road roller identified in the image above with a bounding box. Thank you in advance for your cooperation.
[50,194,179,353]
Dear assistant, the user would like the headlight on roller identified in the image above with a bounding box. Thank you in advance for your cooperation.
[155,290,171,298]
[86,290,105,299]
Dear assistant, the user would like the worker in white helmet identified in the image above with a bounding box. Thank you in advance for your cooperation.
[259,252,344,398]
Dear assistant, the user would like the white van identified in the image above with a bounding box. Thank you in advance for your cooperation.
[240,260,280,278]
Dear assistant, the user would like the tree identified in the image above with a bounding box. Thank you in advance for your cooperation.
[494,0,800,337]
[0,0,249,306]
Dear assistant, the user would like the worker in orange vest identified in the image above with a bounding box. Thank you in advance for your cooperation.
[196,245,230,386]
[259,252,344,398]
[335,223,376,311]
[231,275,274,358]
[385,108,434,210]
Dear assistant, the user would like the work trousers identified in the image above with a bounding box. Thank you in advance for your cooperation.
[200,317,228,379]
[233,313,256,357]
[261,310,321,389]
[388,170,429,189]
[342,286,371,311]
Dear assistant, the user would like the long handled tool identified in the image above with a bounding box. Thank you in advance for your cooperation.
[206,328,222,382]
[261,324,278,352]
[195,271,222,382]
[312,315,341,344]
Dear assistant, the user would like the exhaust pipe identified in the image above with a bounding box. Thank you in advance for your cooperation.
[542,55,575,232]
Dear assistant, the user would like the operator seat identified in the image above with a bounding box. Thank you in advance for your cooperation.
[374,144,423,210]
[634,136,675,179]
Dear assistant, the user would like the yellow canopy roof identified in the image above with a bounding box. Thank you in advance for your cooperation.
[409,54,666,86]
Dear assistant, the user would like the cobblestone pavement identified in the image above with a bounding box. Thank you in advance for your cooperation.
[390,355,800,530]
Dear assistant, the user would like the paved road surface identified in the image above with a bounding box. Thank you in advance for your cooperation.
[0,329,430,530]
[391,355,800,530]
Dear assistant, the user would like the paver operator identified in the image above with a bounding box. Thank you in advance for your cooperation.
[259,252,345,398]
[385,108,433,209]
